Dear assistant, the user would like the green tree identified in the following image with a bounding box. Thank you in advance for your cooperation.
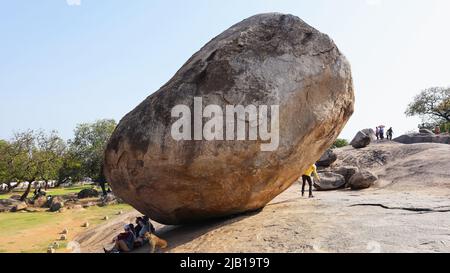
[69,119,116,195]
[8,130,40,200]
[0,140,12,187]
[406,87,450,124]
[35,131,66,191]
[57,151,83,186]
[7,130,67,201]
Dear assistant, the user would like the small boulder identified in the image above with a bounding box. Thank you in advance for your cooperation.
[10,201,28,212]
[361,128,377,141]
[1,199,23,212]
[103,216,109,220]
[60,234,67,241]
[117,211,123,215]
[47,248,56,254]
[82,222,90,228]
[316,149,338,167]
[77,188,99,199]
[332,166,359,184]
[100,194,118,207]
[33,196,48,208]
[48,197,64,212]
[52,242,60,249]
[350,131,372,149]
[62,228,69,235]
[314,172,346,191]
[348,170,378,190]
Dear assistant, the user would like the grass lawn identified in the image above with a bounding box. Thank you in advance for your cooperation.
[0,203,133,253]
[0,185,101,200]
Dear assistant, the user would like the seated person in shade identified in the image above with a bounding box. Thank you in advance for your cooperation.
[134,216,156,247]
[104,224,135,253]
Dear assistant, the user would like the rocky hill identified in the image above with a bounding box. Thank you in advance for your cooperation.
[76,141,450,253]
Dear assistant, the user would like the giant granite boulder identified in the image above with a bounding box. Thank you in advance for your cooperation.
[104,13,354,224]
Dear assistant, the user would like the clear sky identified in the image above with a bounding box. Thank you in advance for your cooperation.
[1,0,449,141]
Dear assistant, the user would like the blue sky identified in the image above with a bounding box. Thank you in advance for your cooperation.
[1,0,449,141]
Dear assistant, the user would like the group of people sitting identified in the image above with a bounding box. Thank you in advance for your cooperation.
[104,216,155,253]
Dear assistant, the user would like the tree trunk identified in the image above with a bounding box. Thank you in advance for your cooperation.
[98,181,107,196]
[44,180,49,191]
[20,179,35,201]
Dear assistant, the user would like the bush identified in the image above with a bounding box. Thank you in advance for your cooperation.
[331,139,349,149]
[440,122,450,133]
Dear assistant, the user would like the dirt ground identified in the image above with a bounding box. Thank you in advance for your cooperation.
[74,142,450,253]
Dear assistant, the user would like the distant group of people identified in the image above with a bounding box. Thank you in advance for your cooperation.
[104,216,155,253]
[375,126,394,141]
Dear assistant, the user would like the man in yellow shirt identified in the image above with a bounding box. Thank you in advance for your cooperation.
[301,164,320,198]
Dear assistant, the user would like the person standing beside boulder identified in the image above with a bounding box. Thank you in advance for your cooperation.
[301,164,320,198]
[375,127,380,140]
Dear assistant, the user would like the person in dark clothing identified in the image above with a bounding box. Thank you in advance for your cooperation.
[128,223,136,237]
[104,224,135,253]
[301,164,320,198]
[143,216,156,234]
[379,127,385,140]
[387,127,394,140]
[135,217,143,236]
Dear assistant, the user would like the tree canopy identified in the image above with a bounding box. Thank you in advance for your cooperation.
[406,87,450,124]
[0,119,117,197]
[68,119,117,183]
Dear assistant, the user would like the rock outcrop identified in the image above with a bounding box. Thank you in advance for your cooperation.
[394,132,450,145]
[104,13,354,224]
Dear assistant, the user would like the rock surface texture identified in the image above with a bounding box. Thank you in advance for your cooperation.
[104,13,354,224]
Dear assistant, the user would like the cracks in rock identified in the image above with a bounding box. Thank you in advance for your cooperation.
[310,46,336,56]
[214,92,232,105]
[350,203,450,214]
